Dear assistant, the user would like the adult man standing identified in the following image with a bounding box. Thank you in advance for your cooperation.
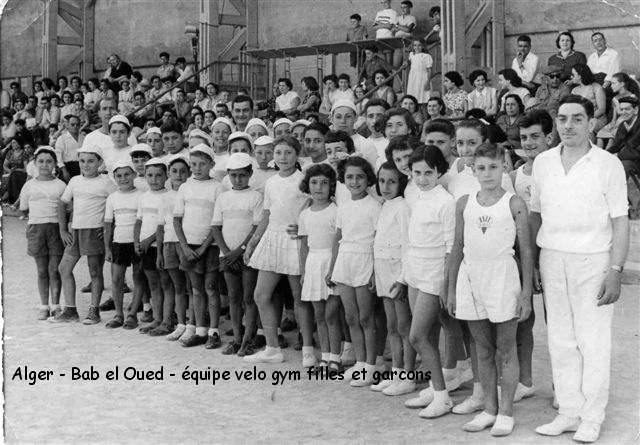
[82,98,117,156]
[607,96,640,178]
[55,114,84,181]
[531,95,629,443]
[587,32,621,88]
[511,35,541,91]
[231,95,254,132]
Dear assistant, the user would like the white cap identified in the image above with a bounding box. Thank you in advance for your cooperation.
[77,145,103,158]
[129,143,153,157]
[188,128,211,145]
[189,143,216,162]
[144,157,167,168]
[228,131,253,147]
[211,116,235,133]
[331,99,357,114]
[226,152,253,170]
[34,145,56,157]
[168,153,189,166]
[113,159,135,173]
[108,114,131,128]
[146,126,161,135]
[246,117,269,133]
[292,119,311,128]
[273,118,293,129]
[254,135,275,146]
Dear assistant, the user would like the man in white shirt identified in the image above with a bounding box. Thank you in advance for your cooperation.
[511,35,541,91]
[394,0,416,38]
[55,114,85,181]
[587,32,621,88]
[531,95,629,443]
[374,0,398,38]
[82,98,117,160]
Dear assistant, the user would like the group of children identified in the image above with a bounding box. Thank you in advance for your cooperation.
[19,101,558,436]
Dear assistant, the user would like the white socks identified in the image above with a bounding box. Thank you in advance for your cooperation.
[472,381,484,399]
[143,303,151,311]
[195,326,208,336]
[329,353,340,362]
[208,328,219,336]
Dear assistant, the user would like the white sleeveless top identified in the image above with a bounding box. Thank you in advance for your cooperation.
[514,165,533,211]
[463,191,515,261]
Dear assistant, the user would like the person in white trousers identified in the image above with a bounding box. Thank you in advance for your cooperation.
[529,95,629,443]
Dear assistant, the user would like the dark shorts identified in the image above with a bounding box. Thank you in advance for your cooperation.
[177,244,220,274]
[140,245,158,271]
[162,242,181,270]
[26,223,64,257]
[111,242,139,267]
[64,228,105,257]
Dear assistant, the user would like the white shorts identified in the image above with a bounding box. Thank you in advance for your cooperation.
[302,249,332,302]
[404,254,446,296]
[374,257,402,297]
[331,250,374,288]
[455,258,520,323]
[249,229,301,276]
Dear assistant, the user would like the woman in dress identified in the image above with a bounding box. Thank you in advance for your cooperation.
[466,69,497,117]
[275,77,301,115]
[497,69,530,112]
[442,71,467,118]
[547,31,587,79]
[373,69,396,107]
[297,76,321,118]
[571,64,606,135]
[406,39,433,106]
[496,94,524,168]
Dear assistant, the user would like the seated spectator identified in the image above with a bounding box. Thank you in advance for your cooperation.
[12,98,32,121]
[335,74,357,103]
[360,46,392,90]
[547,31,587,79]
[60,91,76,119]
[147,75,164,101]
[528,64,571,118]
[354,85,369,115]
[372,69,396,106]
[571,63,607,134]
[346,13,368,69]
[174,89,192,121]
[298,76,321,118]
[56,76,69,93]
[35,96,52,129]
[216,90,231,109]
[41,77,56,98]
[598,72,640,146]
[319,74,339,116]
[33,81,45,100]
[587,32,621,87]
[194,87,213,111]
[204,110,216,129]
[1,112,17,145]
[607,96,640,178]
[205,82,220,106]
[214,102,230,118]
[84,78,101,111]
[74,97,91,133]
[443,71,467,117]
[400,94,423,125]
[103,54,133,92]
[118,78,135,114]
[157,51,175,79]
[130,91,154,126]
[1,137,30,203]
[49,95,61,126]
[423,96,446,123]
[9,82,28,108]
[511,35,541,92]
[496,94,525,152]
[275,78,300,115]
[98,79,116,102]
[0,82,11,110]
[498,68,530,111]
[175,57,195,92]
[131,71,143,92]
[68,76,82,95]
[187,111,204,133]
[466,69,497,117]
[395,1,416,38]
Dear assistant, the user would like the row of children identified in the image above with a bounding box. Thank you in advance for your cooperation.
[20,97,557,437]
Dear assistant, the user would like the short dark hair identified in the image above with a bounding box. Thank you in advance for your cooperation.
[364,98,391,113]
[175,57,186,64]
[338,73,351,83]
[10,81,20,89]
[35,147,58,163]
[385,135,422,164]
[304,122,330,137]
[503,94,525,114]
[273,134,302,155]
[159,51,170,59]
[457,119,489,141]
[423,119,456,139]
[277,78,293,90]
[426,97,446,117]
[474,142,505,161]
[468,69,488,85]
[373,69,390,84]
[556,31,575,49]
[408,144,449,176]
[132,71,143,82]
[160,121,184,134]
[15,118,26,127]
[150,75,160,83]
[300,163,337,198]
[301,76,319,92]
[325,130,354,153]
[133,91,145,100]
[444,71,464,87]
[401,0,413,8]
[517,34,532,45]
[322,74,338,85]
[498,68,523,88]
[591,31,605,41]
[572,63,595,85]
[375,161,408,197]
[350,13,362,21]
[519,109,554,135]
[169,157,190,170]
[401,94,419,110]
[380,108,420,138]
[365,45,378,53]
[337,155,376,186]
[232,94,254,110]
[558,94,595,119]
[618,96,639,108]
[465,108,488,120]
[429,6,440,17]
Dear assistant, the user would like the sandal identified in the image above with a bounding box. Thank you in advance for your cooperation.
[328,360,343,375]
[148,323,172,337]
[105,315,124,329]
[122,315,138,330]
[237,342,255,357]
[139,321,161,334]
[315,360,329,371]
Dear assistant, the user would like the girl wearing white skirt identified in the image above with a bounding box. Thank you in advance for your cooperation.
[298,164,341,370]
[446,143,532,436]
[370,161,414,396]
[243,136,310,364]
[402,145,456,418]
[328,156,381,387]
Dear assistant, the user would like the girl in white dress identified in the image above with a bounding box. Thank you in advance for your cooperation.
[243,136,310,364]
[406,39,433,104]
[328,156,381,386]
[298,164,341,370]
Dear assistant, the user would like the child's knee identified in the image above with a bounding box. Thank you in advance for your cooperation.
[344,311,359,327]
[386,318,398,336]
[397,322,411,339]
[358,311,374,328]
[408,329,422,347]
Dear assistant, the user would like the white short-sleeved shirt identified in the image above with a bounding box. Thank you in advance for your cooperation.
[173,178,222,245]
[102,146,132,178]
[134,176,150,192]
[368,136,390,171]
[336,194,381,253]
[275,91,300,111]
[375,8,398,38]
[298,203,337,250]
[211,188,263,252]
[408,184,456,256]
[160,189,179,243]
[221,166,277,194]
[61,174,117,229]
[530,143,628,254]
[55,131,83,164]
[82,129,113,167]
[104,189,140,243]
[19,178,67,224]
[395,14,417,38]
[263,170,308,231]
[137,189,168,245]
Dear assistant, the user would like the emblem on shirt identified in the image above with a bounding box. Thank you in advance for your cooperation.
[477,215,492,234]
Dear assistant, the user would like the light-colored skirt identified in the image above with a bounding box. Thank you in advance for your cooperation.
[404,253,446,296]
[302,248,332,302]
[249,229,301,276]
[331,250,374,288]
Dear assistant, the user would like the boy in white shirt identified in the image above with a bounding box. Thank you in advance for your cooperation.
[363,99,391,170]
[130,143,153,192]
[51,146,117,323]
[103,159,142,328]
[173,144,223,348]
[374,0,398,38]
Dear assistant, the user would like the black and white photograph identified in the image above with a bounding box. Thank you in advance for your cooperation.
[0,0,638,443]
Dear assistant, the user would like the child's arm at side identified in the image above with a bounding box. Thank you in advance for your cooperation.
[445,195,468,317]
[326,229,341,288]
[511,195,533,321]
[173,216,197,261]
[133,219,143,255]
[299,236,309,286]
[103,221,114,262]
[155,225,165,269]
[243,209,270,263]
[57,199,73,246]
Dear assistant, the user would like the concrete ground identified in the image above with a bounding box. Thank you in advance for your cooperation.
[2,215,639,444]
